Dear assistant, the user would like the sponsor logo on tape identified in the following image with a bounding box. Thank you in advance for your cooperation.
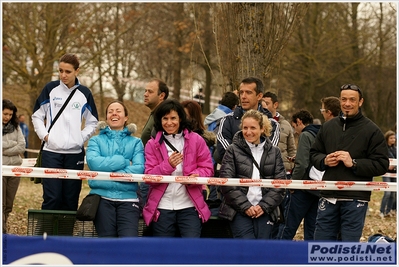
[239,179,262,186]
[303,180,327,190]
[11,167,33,176]
[207,178,228,185]
[271,179,292,188]
[77,171,98,179]
[366,181,390,190]
[335,181,355,189]
[44,169,68,178]
[175,176,198,183]
[142,175,163,182]
[110,172,134,181]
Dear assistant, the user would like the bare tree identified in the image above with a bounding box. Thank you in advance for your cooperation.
[212,3,309,90]
[275,3,396,130]
[2,3,96,149]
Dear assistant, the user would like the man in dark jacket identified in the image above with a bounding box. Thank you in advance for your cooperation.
[310,84,389,241]
[216,77,280,162]
[278,110,320,240]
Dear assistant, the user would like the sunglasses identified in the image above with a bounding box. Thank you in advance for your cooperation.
[340,84,362,98]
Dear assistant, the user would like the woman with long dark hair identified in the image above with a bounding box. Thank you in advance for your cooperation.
[2,99,26,233]
[142,99,213,237]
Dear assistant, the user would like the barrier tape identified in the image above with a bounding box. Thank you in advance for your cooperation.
[2,165,396,192]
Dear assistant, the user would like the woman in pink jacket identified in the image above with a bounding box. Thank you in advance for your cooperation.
[143,99,213,237]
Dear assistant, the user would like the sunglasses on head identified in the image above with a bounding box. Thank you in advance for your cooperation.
[340,84,362,98]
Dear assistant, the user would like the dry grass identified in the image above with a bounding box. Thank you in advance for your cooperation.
[7,177,397,241]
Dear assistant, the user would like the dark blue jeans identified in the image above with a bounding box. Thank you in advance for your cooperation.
[41,150,84,211]
[152,207,202,237]
[139,182,149,206]
[94,198,140,237]
[314,198,368,241]
[277,189,319,240]
[380,176,396,215]
[229,211,273,239]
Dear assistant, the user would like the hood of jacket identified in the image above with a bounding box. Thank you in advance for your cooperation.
[97,121,137,137]
[302,124,321,136]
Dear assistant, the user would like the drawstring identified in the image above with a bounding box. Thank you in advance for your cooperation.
[343,112,349,131]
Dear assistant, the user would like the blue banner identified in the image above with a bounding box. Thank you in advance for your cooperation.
[2,234,396,265]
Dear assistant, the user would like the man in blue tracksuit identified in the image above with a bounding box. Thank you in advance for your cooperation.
[310,84,389,241]
[32,53,98,211]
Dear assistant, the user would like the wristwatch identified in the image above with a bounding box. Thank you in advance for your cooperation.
[351,159,357,169]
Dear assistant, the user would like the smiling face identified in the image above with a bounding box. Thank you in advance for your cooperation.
[242,117,262,144]
[59,62,79,88]
[106,102,128,130]
[161,110,180,135]
[340,90,363,117]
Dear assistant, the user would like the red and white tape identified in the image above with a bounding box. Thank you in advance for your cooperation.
[2,165,396,192]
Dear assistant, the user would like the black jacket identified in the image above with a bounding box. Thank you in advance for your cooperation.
[218,131,286,220]
[310,110,389,201]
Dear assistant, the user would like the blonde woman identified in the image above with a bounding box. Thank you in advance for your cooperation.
[218,110,286,239]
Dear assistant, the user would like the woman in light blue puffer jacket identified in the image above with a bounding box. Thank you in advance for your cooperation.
[86,100,145,237]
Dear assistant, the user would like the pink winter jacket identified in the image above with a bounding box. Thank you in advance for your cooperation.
[142,129,213,226]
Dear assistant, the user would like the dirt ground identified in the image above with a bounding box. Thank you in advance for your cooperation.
[6,177,397,241]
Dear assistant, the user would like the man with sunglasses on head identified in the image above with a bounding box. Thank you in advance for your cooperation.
[310,84,389,241]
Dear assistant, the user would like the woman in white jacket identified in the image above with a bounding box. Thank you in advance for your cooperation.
[2,99,26,233]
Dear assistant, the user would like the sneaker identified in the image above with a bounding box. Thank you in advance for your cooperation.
[379,212,385,219]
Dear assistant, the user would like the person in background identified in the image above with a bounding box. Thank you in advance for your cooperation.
[3,99,26,233]
[310,84,389,241]
[32,53,99,211]
[140,78,169,205]
[277,110,320,240]
[216,77,280,164]
[204,91,239,132]
[18,114,29,158]
[261,92,296,177]
[218,110,286,239]
[193,88,205,112]
[320,96,341,122]
[181,100,218,215]
[261,91,296,238]
[313,119,322,125]
[379,130,397,218]
[204,91,239,176]
[181,100,216,152]
[141,79,169,146]
[142,99,213,237]
[86,100,145,237]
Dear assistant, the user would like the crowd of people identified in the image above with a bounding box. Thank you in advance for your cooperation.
[2,53,395,240]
